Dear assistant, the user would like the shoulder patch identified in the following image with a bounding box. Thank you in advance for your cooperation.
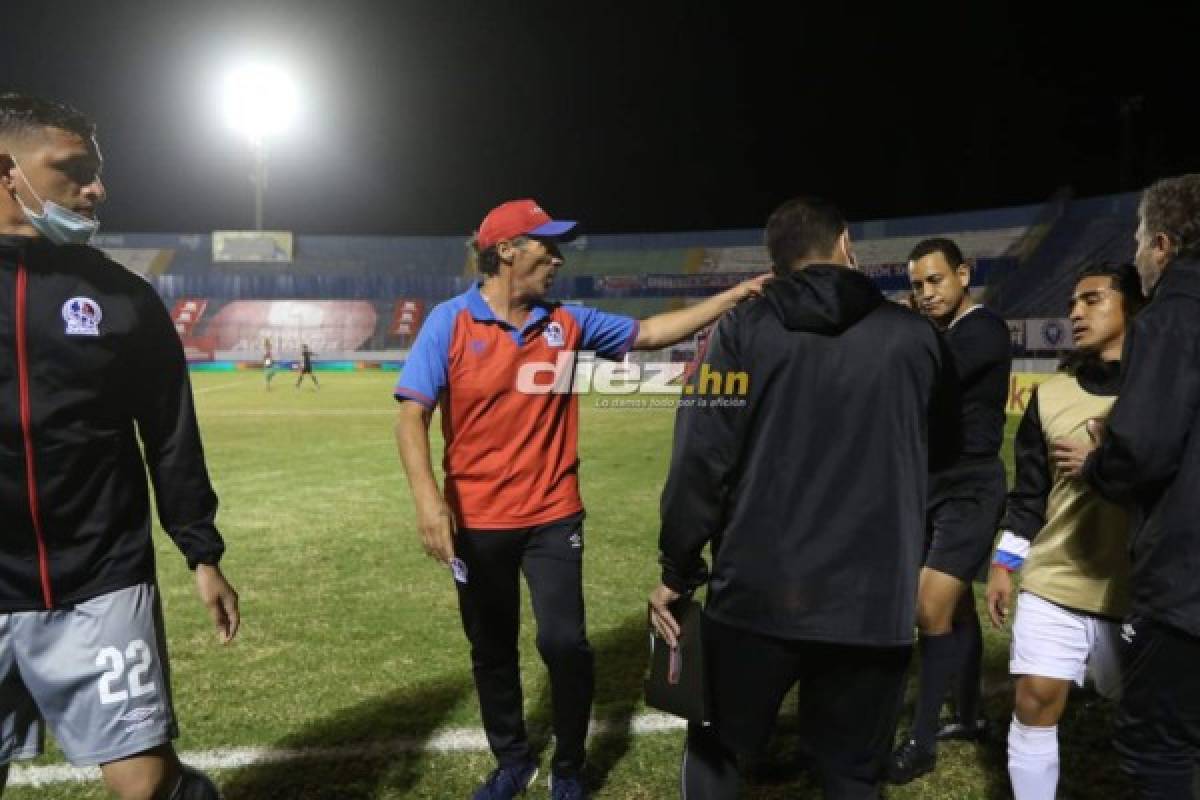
[62,296,103,336]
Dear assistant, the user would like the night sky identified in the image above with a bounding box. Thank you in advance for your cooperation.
[6,1,1198,236]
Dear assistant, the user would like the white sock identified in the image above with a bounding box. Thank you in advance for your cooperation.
[1008,716,1059,800]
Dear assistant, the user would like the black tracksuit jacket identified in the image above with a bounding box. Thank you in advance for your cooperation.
[0,236,223,612]
[1084,257,1200,638]
[659,265,960,647]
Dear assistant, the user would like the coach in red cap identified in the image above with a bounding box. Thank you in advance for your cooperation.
[476,198,579,247]
[395,199,766,800]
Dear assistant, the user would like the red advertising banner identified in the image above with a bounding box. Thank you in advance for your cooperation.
[390,299,426,336]
[205,301,378,352]
[171,298,208,338]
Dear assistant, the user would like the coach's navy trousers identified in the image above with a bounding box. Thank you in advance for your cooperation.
[454,512,593,779]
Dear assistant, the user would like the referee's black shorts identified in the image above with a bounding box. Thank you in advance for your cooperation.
[924,456,1007,583]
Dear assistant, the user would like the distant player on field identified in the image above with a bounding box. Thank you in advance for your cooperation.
[986,262,1144,800]
[295,343,318,390]
[263,336,277,390]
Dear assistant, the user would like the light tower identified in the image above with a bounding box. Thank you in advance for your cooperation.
[222,64,298,230]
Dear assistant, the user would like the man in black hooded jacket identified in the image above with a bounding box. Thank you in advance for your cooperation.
[648,196,960,799]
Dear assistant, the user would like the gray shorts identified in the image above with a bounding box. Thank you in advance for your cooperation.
[0,582,178,766]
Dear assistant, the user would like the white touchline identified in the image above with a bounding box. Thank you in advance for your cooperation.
[6,714,688,786]
[192,380,250,394]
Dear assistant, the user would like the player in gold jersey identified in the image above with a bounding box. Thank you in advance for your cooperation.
[986,262,1145,800]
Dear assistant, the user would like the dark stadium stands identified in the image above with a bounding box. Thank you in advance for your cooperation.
[987,193,1139,318]
[98,192,1145,359]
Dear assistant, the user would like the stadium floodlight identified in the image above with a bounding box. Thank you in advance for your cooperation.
[221,64,298,230]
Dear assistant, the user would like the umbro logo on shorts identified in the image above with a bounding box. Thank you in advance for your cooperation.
[116,705,160,725]
[1121,622,1136,644]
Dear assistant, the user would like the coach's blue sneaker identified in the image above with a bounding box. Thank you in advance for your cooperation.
[471,760,538,799]
[549,773,587,800]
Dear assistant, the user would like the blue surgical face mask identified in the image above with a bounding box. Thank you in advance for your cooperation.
[11,159,100,245]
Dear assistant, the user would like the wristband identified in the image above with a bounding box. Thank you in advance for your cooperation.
[992,531,1029,572]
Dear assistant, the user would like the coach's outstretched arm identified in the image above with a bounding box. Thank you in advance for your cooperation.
[632,274,769,350]
[396,401,456,565]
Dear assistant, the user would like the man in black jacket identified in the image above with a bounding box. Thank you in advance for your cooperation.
[0,94,237,799]
[648,196,960,799]
[1056,174,1200,799]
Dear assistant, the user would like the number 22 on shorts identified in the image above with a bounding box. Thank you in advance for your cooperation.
[96,639,157,704]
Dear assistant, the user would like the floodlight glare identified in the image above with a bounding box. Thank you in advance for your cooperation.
[222,64,297,143]
[222,63,298,229]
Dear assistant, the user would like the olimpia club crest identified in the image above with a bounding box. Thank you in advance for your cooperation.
[62,297,103,336]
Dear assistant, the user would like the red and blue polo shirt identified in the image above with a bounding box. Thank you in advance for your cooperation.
[395,282,639,529]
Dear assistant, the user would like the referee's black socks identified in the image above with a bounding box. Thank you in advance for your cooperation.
[951,613,984,727]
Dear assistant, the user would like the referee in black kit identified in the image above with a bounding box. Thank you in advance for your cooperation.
[889,237,1011,783]
[649,197,960,799]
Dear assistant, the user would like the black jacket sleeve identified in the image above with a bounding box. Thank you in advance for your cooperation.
[658,313,749,593]
[928,328,963,473]
[1000,389,1050,540]
[1084,309,1200,504]
[131,285,225,568]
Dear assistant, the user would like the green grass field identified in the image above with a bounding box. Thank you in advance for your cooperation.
[4,371,1134,799]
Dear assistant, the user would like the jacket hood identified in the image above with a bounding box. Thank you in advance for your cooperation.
[763,264,885,334]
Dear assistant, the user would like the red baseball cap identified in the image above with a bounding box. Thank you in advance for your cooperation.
[475,199,577,249]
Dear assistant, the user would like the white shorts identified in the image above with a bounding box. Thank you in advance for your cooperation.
[0,583,178,766]
[1009,590,1122,699]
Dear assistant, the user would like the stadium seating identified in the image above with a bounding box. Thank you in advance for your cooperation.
[987,193,1139,318]
[97,192,1148,360]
